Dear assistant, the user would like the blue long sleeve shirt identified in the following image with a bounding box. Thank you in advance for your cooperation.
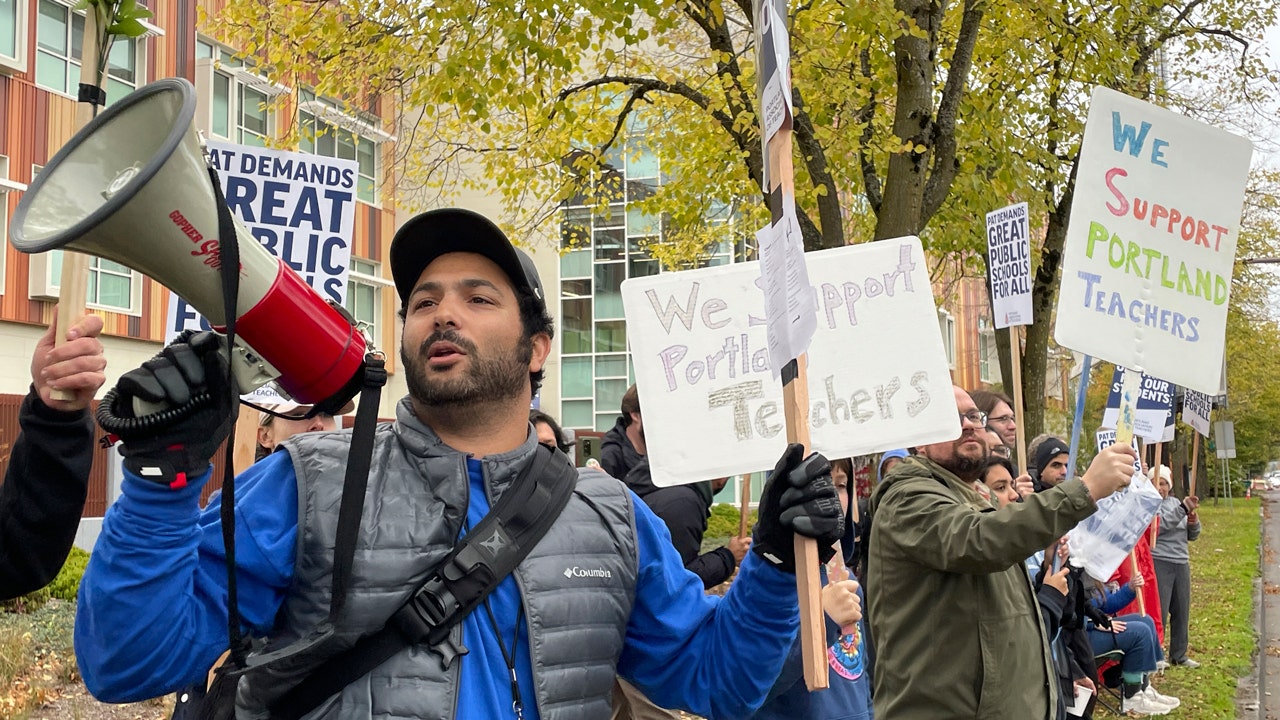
[77,451,799,719]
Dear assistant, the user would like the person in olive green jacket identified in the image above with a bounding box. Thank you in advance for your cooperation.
[866,386,1138,719]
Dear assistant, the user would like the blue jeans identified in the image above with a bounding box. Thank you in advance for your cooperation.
[1088,614,1163,674]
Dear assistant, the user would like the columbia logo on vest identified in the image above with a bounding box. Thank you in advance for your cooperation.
[563,566,613,579]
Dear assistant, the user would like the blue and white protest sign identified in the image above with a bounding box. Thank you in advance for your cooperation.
[1100,367,1173,442]
[165,140,358,403]
[986,201,1032,328]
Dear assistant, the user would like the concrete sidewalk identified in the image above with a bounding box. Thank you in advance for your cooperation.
[1240,490,1277,719]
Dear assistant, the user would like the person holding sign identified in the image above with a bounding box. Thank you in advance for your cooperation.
[866,386,1138,719]
[0,312,106,601]
[75,208,846,720]
[1151,465,1201,669]
[748,465,872,720]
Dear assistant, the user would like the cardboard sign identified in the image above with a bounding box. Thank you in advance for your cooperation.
[1095,429,1142,475]
[1054,87,1253,395]
[621,238,958,487]
[1100,367,1173,442]
[986,201,1033,328]
[1183,389,1213,437]
[165,141,359,404]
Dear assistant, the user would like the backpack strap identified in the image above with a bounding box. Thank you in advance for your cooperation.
[268,444,579,720]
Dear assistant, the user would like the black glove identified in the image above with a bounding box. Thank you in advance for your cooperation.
[752,443,845,573]
[105,331,236,487]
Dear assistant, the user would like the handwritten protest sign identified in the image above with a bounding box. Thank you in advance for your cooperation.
[621,237,958,487]
[986,202,1032,328]
[1054,87,1253,395]
[165,140,358,403]
[1183,388,1213,437]
[1071,429,1162,580]
[1100,367,1173,441]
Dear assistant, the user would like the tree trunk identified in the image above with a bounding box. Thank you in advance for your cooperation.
[1024,178,1076,440]
[874,0,938,240]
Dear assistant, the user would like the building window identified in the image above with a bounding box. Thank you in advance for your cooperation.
[299,95,382,205]
[0,0,27,72]
[0,155,22,295]
[345,258,384,344]
[35,0,140,103]
[978,324,994,383]
[938,309,956,370]
[38,250,141,314]
[87,257,133,309]
[195,37,287,146]
[557,129,747,431]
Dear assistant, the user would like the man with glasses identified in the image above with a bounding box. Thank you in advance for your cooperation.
[866,386,1139,719]
[971,390,1018,450]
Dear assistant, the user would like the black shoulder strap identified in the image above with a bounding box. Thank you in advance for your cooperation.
[269,445,579,720]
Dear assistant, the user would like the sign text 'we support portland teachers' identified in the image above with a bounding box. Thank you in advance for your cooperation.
[621,238,958,487]
[1055,87,1252,394]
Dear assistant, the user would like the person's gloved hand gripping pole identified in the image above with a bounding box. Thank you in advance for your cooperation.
[752,443,845,574]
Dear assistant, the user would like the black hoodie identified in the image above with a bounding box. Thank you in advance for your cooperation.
[622,460,737,589]
[600,416,644,481]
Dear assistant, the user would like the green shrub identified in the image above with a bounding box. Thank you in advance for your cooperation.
[706,503,758,539]
[46,546,89,601]
[0,546,90,613]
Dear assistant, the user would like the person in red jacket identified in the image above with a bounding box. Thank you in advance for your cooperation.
[1108,530,1164,646]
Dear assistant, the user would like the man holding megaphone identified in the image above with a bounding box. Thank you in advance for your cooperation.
[73,206,847,719]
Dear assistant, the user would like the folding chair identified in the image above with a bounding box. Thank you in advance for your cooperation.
[1092,648,1125,714]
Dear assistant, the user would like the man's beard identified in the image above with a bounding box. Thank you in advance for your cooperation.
[941,435,988,482]
[402,329,531,408]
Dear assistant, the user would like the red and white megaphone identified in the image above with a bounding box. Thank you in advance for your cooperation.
[8,78,366,412]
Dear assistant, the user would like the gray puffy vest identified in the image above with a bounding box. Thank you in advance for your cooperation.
[235,399,639,719]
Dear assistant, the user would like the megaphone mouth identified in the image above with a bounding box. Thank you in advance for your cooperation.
[10,78,198,253]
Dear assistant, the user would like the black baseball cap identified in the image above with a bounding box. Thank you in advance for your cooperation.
[390,208,545,310]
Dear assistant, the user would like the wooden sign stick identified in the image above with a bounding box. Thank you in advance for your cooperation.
[753,0,824,691]
[738,475,752,540]
[1115,367,1146,617]
[51,3,110,399]
[1189,433,1201,499]
[1009,329,1028,467]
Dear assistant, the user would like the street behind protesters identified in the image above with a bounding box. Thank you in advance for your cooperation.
[0,312,106,600]
[75,208,846,720]
[867,385,1138,719]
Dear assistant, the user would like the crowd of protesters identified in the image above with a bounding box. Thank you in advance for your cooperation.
[0,209,1207,720]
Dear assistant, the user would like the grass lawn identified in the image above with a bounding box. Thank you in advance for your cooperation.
[1096,497,1260,718]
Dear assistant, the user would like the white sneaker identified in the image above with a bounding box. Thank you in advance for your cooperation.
[1155,659,1170,671]
[1122,691,1171,715]
[1143,685,1181,709]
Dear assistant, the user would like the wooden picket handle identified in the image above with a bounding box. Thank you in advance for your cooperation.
[1009,329,1028,466]
[51,3,108,399]
[738,474,752,539]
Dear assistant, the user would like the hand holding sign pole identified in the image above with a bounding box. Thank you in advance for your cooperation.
[754,0,825,690]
